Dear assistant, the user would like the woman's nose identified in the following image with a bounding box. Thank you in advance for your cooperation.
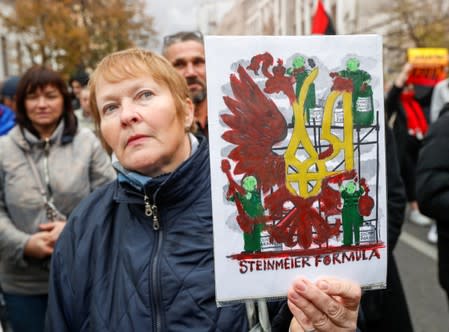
[37,96,48,107]
[120,100,140,125]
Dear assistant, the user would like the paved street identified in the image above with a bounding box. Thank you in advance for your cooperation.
[395,221,448,332]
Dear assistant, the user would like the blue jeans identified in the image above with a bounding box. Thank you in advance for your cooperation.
[3,293,47,332]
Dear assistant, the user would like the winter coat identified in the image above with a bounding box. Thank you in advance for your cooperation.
[417,103,449,293]
[46,136,287,332]
[0,123,115,294]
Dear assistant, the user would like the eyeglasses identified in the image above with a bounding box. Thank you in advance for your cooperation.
[162,31,204,49]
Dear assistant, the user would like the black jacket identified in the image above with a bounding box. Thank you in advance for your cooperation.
[416,104,449,223]
[416,103,449,293]
[46,137,289,331]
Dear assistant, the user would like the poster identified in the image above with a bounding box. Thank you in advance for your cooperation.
[407,48,448,86]
[205,35,387,305]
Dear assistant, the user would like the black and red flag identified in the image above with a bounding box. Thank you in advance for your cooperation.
[311,0,336,35]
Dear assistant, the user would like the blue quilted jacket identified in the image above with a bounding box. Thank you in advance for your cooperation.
[46,136,288,332]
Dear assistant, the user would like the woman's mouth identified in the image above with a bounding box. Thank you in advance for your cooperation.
[126,134,148,146]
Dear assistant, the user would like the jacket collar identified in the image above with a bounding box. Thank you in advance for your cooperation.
[9,120,73,151]
[114,134,209,204]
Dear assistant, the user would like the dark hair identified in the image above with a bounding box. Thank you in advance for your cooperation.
[162,31,203,54]
[69,70,89,87]
[15,65,77,138]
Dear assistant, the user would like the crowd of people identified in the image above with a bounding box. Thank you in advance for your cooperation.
[0,28,447,332]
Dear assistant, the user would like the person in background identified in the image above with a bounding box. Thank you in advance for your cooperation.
[0,65,115,332]
[0,105,15,137]
[417,101,449,309]
[424,77,449,244]
[430,77,449,123]
[359,125,414,332]
[45,48,362,332]
[68,70,89,111]
[385,63,432,228]
[162,30,208,137]
[1,76,20,113]
[74,86,95,132]
[0,76,20,136]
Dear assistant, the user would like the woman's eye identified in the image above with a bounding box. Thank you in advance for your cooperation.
[103,104,117,114]
[139,91,153,100]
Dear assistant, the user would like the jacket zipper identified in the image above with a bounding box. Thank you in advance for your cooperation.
[144,194,160,230]
[143,191,163,331]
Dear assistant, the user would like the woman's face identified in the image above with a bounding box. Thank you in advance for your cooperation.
[96,75,194,177]
[25,84,64,138]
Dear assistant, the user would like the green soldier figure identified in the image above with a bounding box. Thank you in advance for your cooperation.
[337,57,374,126]
[287,56,316,123]
[340,180,364,246]
[229,176,265,253]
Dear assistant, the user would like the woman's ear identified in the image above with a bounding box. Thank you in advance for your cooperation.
[183,98,195,129]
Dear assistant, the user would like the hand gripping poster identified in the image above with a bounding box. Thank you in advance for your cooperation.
[205,35,387,305]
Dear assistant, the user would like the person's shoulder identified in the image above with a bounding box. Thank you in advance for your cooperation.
[73,126,102,150]
[75,180,115,212]
[426,107,449,140]
[75,126,97,139]
[67,181,116,232]
[0,125,19,146]
[435,78,449,88]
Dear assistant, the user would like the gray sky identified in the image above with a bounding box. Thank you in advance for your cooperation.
[145,0,235,52]
[146,0,201,51]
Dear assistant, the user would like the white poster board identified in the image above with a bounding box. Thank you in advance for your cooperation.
[205,35,387,305]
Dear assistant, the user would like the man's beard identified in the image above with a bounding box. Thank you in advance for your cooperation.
[192,89,207,104]
[186,77,207,104]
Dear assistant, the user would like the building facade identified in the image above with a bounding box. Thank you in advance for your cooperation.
[211,0,393,36]
[0,1,26,80]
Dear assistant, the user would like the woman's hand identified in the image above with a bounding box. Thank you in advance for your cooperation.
[39,221,67,245]
[288,277,361,332]
[24,232,54,259]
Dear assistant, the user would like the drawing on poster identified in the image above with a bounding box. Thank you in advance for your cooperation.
[207,36,387,303]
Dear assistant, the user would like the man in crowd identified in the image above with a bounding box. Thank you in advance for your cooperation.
[162,31,208,137]
[74,86,95,132]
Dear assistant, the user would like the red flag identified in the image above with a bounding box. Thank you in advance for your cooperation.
[311,0,336,35]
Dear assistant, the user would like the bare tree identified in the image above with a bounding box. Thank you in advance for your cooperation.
[379,0,449,75]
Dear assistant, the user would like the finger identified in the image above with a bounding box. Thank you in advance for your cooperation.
[287,300,313,332]
[39,223,55,230]
[288,279,330,331]
[45,246,54,255]
[288,316,304,332]
[316,277,361,309]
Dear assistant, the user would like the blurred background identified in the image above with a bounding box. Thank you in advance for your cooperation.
[0,0,448,81]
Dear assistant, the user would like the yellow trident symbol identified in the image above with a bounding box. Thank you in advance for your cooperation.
[284,67,354,197]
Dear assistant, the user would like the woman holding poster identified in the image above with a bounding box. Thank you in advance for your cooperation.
[45,48,361,332]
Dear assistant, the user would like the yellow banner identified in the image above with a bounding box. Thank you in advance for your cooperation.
[407,48,448,85]
[408,48,448,66]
